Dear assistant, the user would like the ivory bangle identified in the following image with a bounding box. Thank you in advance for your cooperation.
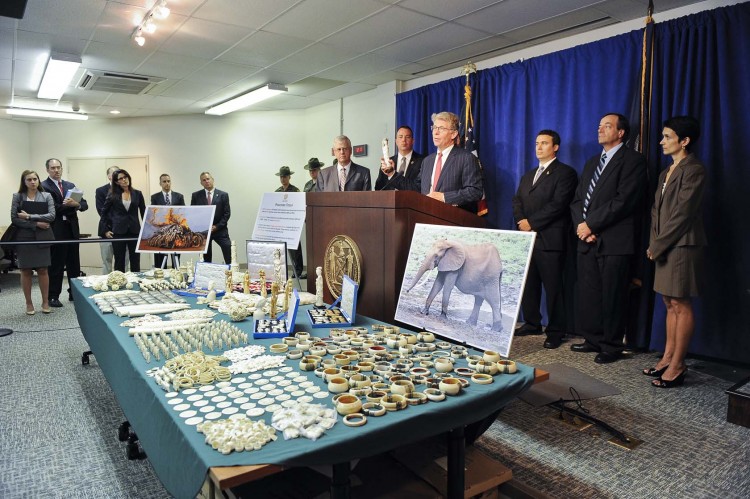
[343,413,367,427]
[471,373,494,384]
[497,360,518,374]
[362,402,386,417]
[406,392,428,405]
[269,344,288,353]
[424,388,445,402]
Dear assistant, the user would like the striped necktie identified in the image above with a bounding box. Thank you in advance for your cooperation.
[165,193,171,205]
[339,167,347,191]
[583,153,606,219]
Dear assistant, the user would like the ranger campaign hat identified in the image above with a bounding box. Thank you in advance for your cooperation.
[304,157,324,170]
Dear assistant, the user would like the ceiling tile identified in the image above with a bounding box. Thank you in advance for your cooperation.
[398,0,501,21]
[0,30,14,59]
[375,22,492,61]
[192,0,300,29]
[287,77,347,97]
[18,0,106,38]
[14,30,88,62]
[414,36,515,71]
[259,93,334,110]
[312,81,377,100]
[141,94,196,110]
[218,30,311,68]
[0,58,11,80]
[316,53,408,81]
[158,17,254,59]
[134,51,212,79]
[184,61,261,86]
[264,0,387,41]
[83,41,151,73]
[157,79,225,100]
[455,0,603,35]
[356,70,414,86]
[501,8,612,42]
[269,42,361,74]
[99,92,155,107]
[322,6,442,53]
[89,1,149,45]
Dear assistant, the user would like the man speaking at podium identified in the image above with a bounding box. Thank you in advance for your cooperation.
[420,111,483,213]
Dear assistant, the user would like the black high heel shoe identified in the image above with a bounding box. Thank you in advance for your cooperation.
[643,365,669,377]
[652,370,687,388]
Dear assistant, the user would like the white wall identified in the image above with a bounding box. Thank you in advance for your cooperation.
[0,120,31,224]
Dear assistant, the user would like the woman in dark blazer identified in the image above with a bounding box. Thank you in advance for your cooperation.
[645,116,706,388]
[102,169,146,272]
[11,170,56,314]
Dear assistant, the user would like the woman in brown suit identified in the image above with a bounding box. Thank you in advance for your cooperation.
[645,116,706,388]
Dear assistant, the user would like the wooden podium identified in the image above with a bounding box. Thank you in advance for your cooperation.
[305,191,486,324]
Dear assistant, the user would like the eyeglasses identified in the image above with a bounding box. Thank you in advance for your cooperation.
[430,126,455,133]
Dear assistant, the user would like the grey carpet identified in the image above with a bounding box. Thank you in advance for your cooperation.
[479,335,750,498]
[0,272,170,499]
[519,362,621,407]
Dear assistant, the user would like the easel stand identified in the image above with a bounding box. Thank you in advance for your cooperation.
[159,253,180,270]
[287,249,302,289]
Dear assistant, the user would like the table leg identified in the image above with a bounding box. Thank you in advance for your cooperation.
[330,461,350,499]
[447,426,465,499]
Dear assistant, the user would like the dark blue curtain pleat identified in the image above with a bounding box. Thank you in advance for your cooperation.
[396,3,750,363]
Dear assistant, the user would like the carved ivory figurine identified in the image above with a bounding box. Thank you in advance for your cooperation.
[315,266,324,307]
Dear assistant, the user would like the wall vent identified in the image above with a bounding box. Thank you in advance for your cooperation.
[77,70,164,94]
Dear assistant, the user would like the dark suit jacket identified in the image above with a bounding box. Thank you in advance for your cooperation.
[41,177,89,239]
[375,152,423,191]
[420,147,483,212]
[191,189,231,235]
[570,145,647,255]
[101,189,146,235]
[649,154,707,260]
[151,191,185,206]
[513,159,578,251]
[316,163,372,192]
[95,183,111,238]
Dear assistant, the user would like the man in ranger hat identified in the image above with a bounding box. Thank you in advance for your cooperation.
[303,158,323,192]
[273,166,305,277]
[275,166,300,192]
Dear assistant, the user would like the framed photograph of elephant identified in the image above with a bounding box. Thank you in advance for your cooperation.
[395,224,536,357]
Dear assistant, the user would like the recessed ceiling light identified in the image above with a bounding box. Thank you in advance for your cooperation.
[110,110,121,115]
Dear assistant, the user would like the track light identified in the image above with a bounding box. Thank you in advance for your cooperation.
[132,1,169,47]
[205,83,288,116]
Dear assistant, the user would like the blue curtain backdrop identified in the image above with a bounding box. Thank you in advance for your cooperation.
[396,3,750,364]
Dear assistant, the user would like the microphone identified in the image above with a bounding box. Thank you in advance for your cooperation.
[378,172,402,191]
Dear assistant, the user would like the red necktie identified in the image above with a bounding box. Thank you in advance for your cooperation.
[432,152,443,192]
[207,191,212,205]
[58,180,64,196]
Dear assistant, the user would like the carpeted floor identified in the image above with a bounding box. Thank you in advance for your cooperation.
[0,270,748,498]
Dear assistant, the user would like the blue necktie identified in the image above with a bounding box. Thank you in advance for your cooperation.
[583,153,606,219]
[165,193,170,205]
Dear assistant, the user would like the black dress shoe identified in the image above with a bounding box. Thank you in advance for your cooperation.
[515,325,543,336]
[68,291,74,302]
[49,298,63,308]
[570,342,598,353]
[594,352,621,364]
[543,337,562,349]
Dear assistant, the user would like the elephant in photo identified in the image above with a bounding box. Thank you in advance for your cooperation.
[406,239,503,331]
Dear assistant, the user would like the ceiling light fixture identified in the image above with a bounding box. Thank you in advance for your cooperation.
[37,53,82,100]
[205,83,288,116]
[6,108,89,121]
[131,0,170,47]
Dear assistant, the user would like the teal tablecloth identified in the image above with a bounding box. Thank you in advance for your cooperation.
[72,281,534,499]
